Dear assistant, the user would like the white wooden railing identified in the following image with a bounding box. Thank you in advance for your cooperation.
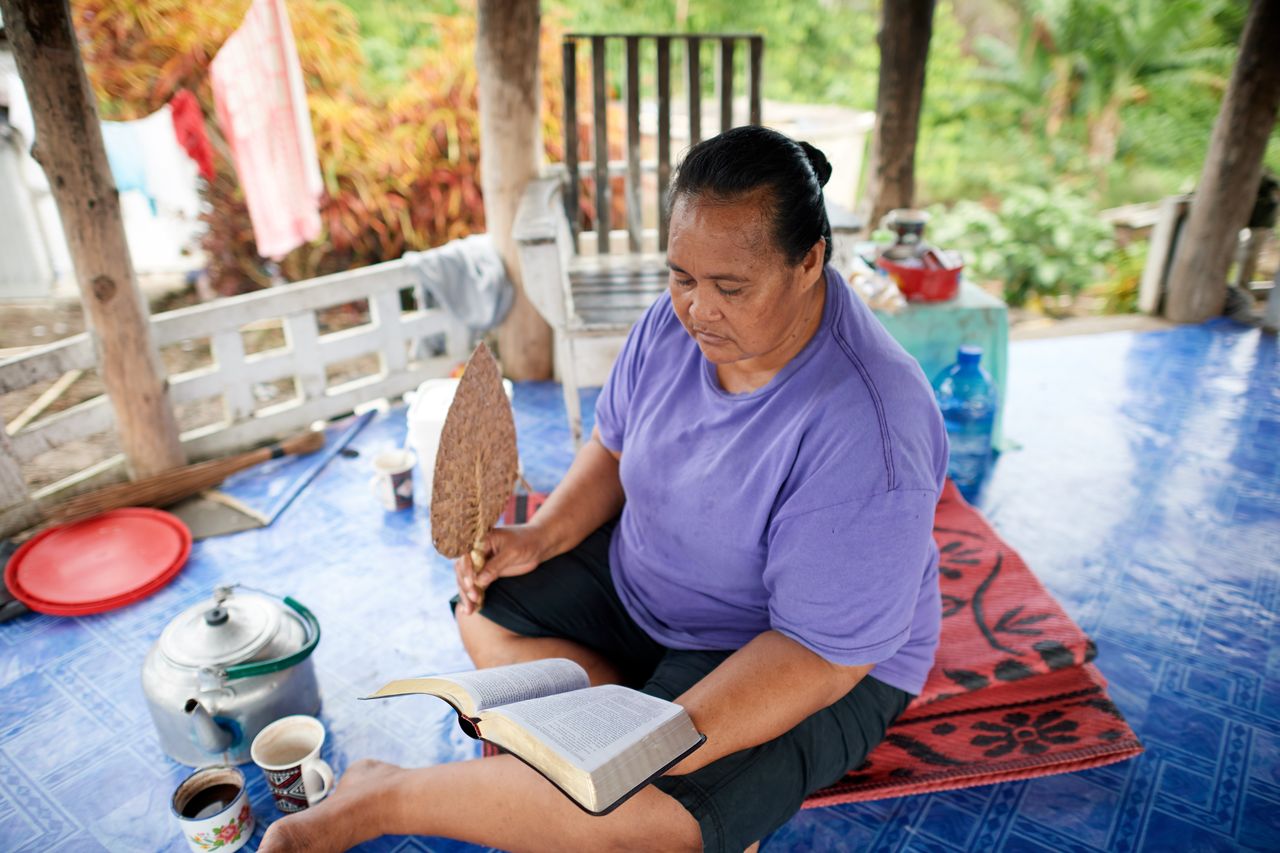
[0,257,470,536]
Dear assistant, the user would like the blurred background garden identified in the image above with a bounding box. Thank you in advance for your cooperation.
[24,0,1280,312]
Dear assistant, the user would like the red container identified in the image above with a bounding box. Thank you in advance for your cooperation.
[877,256,962,302]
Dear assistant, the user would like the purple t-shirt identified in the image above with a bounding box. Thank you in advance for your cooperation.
[594,266,947,695]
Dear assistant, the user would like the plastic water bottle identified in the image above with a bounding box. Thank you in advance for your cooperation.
[932,346,997,499]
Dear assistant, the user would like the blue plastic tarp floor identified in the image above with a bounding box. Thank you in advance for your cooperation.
[0,318,1276,851]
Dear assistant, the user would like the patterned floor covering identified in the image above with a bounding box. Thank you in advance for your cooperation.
[0,319,1275,851]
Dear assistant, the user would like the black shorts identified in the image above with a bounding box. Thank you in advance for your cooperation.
[457,521,913,853]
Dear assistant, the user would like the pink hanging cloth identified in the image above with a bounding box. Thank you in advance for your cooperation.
[169,90,215,182]
[209,0,324,260]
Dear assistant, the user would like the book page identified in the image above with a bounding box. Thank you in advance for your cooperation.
[442,658,590,713]
[489,685,679,769]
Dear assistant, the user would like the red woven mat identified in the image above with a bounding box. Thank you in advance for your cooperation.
[500,492,547,526]
[497,484,1142,805]
[804,480,1141,806]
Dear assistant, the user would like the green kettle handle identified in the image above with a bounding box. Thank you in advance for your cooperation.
[224,597,321,681]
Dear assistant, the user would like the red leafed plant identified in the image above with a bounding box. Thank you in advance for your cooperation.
[74,0,567,295]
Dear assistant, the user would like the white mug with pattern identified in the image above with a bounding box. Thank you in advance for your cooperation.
[170,765,254,852]
[250,714,335,813]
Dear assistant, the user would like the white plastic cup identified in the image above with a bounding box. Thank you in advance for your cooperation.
[370,448,416,511]
[405,378,514,501]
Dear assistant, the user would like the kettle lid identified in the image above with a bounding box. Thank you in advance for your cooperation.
[158,585,280,669]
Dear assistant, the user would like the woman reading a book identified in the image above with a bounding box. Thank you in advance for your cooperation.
[262,126,947,853]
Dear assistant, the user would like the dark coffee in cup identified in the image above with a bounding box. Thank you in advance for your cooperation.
[171,765,254,853]
[180,782,243,819]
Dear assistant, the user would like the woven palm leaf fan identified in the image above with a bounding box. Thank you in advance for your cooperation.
[431,343,519,607]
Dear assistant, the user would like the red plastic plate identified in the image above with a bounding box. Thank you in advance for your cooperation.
[4,508,192,616]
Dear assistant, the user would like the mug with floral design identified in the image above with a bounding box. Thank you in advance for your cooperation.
[170,765,254,852]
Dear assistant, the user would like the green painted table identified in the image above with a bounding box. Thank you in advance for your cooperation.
[873,279,1009,445]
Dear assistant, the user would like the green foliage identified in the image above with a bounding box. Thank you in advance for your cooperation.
[1093,241,1148,314]
[928,201,1004,275]
[77,0,1272,302]
[560,0,1245,211]
[543,0,881,108]
[340,0,465,93]
[950,0,1245,201]
[916,2,994,202]
[930,187,1113,309]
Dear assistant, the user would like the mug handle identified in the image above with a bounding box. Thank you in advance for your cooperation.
[369,475,392,508]
[304,757,335,806]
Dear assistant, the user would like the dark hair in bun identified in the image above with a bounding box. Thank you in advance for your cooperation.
[670,125,832,265]
[798,141,834,188]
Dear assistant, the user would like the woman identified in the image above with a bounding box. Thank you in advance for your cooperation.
[262,126,947,853]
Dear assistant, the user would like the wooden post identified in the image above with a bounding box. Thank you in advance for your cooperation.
[591,36,610,256]
[1264,264,1280,334]
[863,0,936,230]
[1164,0,1280,324]
[562,38,580,250]
[477,0,554,380]
[0,0,185,477]
[0,420,42,536]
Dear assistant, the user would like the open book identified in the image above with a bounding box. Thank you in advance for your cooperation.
[365,658,704,815]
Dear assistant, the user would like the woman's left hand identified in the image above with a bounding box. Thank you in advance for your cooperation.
[455,523,549,614]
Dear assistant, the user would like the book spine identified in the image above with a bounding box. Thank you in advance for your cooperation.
[457,712,482,740]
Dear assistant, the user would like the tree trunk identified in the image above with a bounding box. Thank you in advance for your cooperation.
[476,0,553,380]
[1086,91,1124,197]
[1046,55,1074,138]
[0,0,186,477]
[1164,0,1280,324]
[864,0,937,230]
[1087,93,1124,167]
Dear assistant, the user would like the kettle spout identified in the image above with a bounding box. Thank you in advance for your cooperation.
[184,698,233,753]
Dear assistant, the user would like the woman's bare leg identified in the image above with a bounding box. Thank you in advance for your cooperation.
[456,606,625,685]
[258,755,700,853]
[259,602,684,850]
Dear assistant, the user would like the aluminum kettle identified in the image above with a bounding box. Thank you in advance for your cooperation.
[141,585,322,766]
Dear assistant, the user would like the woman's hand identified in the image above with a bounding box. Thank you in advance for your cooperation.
[454,524,549,615]
[453,428,624,616]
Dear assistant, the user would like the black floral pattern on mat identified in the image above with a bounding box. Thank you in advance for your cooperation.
[934,529,986,581]
[970,711,1080,757]
[944,669,991,691]
[994,659,1037,681]
[1033,640,1078,670]
[994,605,1051,637]
[1070,697,1128,720]
[885,733,968,766]
[971,554,1025,656]
[935,527,1066,662]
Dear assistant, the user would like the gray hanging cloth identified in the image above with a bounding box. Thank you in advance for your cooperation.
[402,234,514,332]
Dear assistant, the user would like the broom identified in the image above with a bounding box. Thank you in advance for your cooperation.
[45,429,326,525]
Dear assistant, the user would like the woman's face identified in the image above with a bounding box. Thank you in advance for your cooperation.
[666,193,825,369]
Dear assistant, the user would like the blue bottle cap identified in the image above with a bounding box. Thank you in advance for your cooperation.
[957,345,983,365]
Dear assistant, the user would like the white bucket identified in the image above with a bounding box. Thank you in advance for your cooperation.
[405,377,515,500]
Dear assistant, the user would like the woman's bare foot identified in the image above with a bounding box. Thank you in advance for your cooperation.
[258,758,405,853]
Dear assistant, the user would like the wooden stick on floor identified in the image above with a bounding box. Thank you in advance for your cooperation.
[6,369,83,435]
